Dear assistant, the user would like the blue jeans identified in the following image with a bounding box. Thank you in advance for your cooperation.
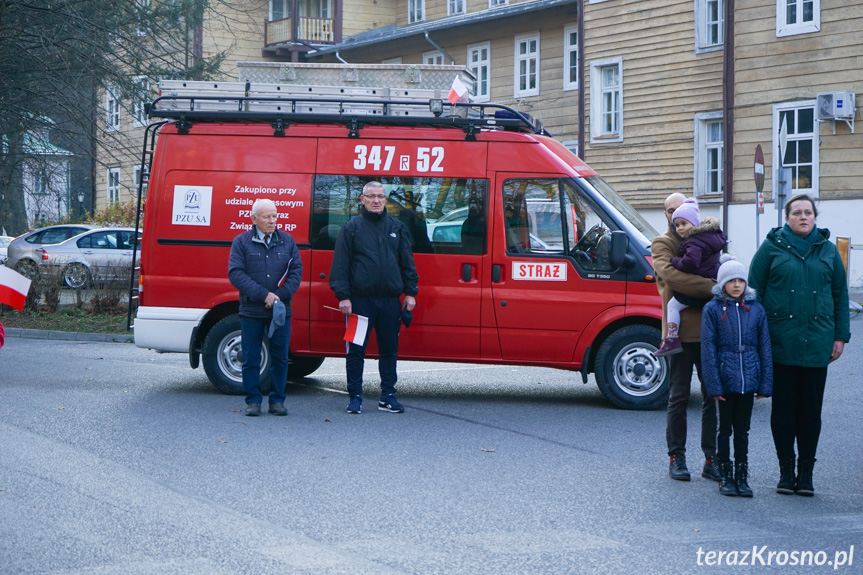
[346,296,401,399]
[240,316,290,405]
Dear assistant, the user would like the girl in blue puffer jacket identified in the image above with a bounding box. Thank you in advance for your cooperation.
[701,254,772,498]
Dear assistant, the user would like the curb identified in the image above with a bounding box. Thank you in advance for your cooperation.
[5,328,133,343]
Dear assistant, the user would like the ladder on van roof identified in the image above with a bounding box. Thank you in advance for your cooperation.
[148,80,549,140]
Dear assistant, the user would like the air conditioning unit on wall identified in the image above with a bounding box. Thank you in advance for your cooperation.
[816,91,856,121]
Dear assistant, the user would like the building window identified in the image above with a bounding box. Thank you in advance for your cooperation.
[589,57,623,143]
[423,50,444,65]
[105,85,120,131]
[133,76,150,127]
[134,165,148,198]
[467,42,490,102]
[695,0,724,52]
[562,140,579,158]
[694,112,723,197]
[270,0,288,20]
[448,0,464,15]
[513,33,540,98]
[564,25,578,91]
[773,101,819,197]
[408,0,424,23]
[382,57,403,64]
[34,173,49,195]
[489,0,508,6]
[107,168,121,203]
[776,0,820,37]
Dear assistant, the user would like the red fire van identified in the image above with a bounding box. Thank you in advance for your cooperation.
[132,78,667,409]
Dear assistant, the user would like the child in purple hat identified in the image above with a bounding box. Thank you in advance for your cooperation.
[656,197,727,357]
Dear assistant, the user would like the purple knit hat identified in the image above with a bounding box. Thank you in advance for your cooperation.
[672,198,701,227]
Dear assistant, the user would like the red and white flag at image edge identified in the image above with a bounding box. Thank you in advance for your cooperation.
[0,266,32,312]
[447,75,470,104]
[343,313,369,346]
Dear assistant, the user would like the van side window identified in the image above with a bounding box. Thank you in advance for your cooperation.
[503,178,617,271]
[312,175,488,255]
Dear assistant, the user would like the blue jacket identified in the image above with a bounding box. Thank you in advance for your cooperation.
[701,285,773,399]
[228,228,303,319]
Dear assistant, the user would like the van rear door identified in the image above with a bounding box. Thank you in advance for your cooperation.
[489,175,626,363]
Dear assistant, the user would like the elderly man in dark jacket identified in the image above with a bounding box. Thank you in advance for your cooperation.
[229,198,303,417]
[330,181,418,415]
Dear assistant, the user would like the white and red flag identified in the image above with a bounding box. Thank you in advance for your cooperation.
[447,76,470,104]
[0,266,32,311]
[343,313,369,345]
[277,259,292,288]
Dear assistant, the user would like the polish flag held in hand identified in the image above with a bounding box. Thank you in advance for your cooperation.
[0,266,32,311]
[447,76,470,104]
[343,313,369,345]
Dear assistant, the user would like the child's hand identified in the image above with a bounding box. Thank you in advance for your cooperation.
[714,396,725,402]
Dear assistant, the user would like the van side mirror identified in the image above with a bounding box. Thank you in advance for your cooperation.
[609,230,628,270]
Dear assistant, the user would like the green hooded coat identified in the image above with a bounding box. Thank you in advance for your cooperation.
[748,225,851,367]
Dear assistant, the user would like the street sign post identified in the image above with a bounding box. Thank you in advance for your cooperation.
[754,145,765,247]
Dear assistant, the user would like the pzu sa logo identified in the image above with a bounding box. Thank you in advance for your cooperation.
[172,185,212,226]
[184,188,201,212]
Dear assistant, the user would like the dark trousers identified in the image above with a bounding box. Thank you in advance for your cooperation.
[666,342,718,459]
[240,316,290,405]
[717,393,754,463]
[771,363,828,461]
[346,296,401,399]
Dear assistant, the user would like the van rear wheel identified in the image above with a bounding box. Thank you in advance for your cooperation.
[202,315,271,395]
[594,325,668,410]
[289,355,324,379]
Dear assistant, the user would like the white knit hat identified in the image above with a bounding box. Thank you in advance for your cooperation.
[716,253,747,292]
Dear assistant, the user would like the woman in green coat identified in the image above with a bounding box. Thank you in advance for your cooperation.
[749,194,851,497]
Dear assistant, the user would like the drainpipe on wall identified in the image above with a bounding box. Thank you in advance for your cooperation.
[577,0,585,159]
[423,31,456,65]
[722,0,735,239]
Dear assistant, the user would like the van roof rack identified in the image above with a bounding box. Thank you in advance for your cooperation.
[147,80,548,140]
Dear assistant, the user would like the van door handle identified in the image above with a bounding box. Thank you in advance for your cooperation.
[492,264,501,283]
[462,264,471,282]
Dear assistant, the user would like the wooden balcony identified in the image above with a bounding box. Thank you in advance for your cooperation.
[265,16,336,46]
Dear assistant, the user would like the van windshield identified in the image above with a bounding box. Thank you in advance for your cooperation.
[579,175,657,245]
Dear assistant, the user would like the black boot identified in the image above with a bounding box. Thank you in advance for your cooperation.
[719,461,737,496]
[796,458,815,496]
[776,457,795,494]
[735,461,753,498]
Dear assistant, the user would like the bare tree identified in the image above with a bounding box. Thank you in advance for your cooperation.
[0,0,254,235]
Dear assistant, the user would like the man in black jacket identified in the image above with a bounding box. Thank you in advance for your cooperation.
[228,198,303,417]
[329,181,419,414]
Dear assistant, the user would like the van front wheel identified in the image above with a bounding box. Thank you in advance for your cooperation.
[202,315,271,395]
[594,325,668,410]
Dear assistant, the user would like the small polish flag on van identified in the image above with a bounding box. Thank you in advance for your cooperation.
[448,76,469,104]
[0,266,32,311]
[343,313,369,345]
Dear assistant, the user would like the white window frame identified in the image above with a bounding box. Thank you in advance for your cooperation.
[589,57,623,143]
[776,0,820,37]
[270,0,288,20]
[695,0,724,53]
[467,42,491,102]
[693,112,724,197]
[563,25,578,91]
[562,140,579,158]
[133,76,150,128]
[381,57,403,64]
[423,50,444,65]
[513,32,540,98]
[408,0,425,24]
[489,0,508,7]
[448,0,465,16]
[133,165,148,198]
[772,100,819,198]
[105,85,120,132]
[107,168,121,203]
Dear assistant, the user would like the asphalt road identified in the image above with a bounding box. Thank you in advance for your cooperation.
[1,320,862,574]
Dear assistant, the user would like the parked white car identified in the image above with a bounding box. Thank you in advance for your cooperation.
[39,227,140,288]
[0,236,13,265]
[4,224,97,279]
